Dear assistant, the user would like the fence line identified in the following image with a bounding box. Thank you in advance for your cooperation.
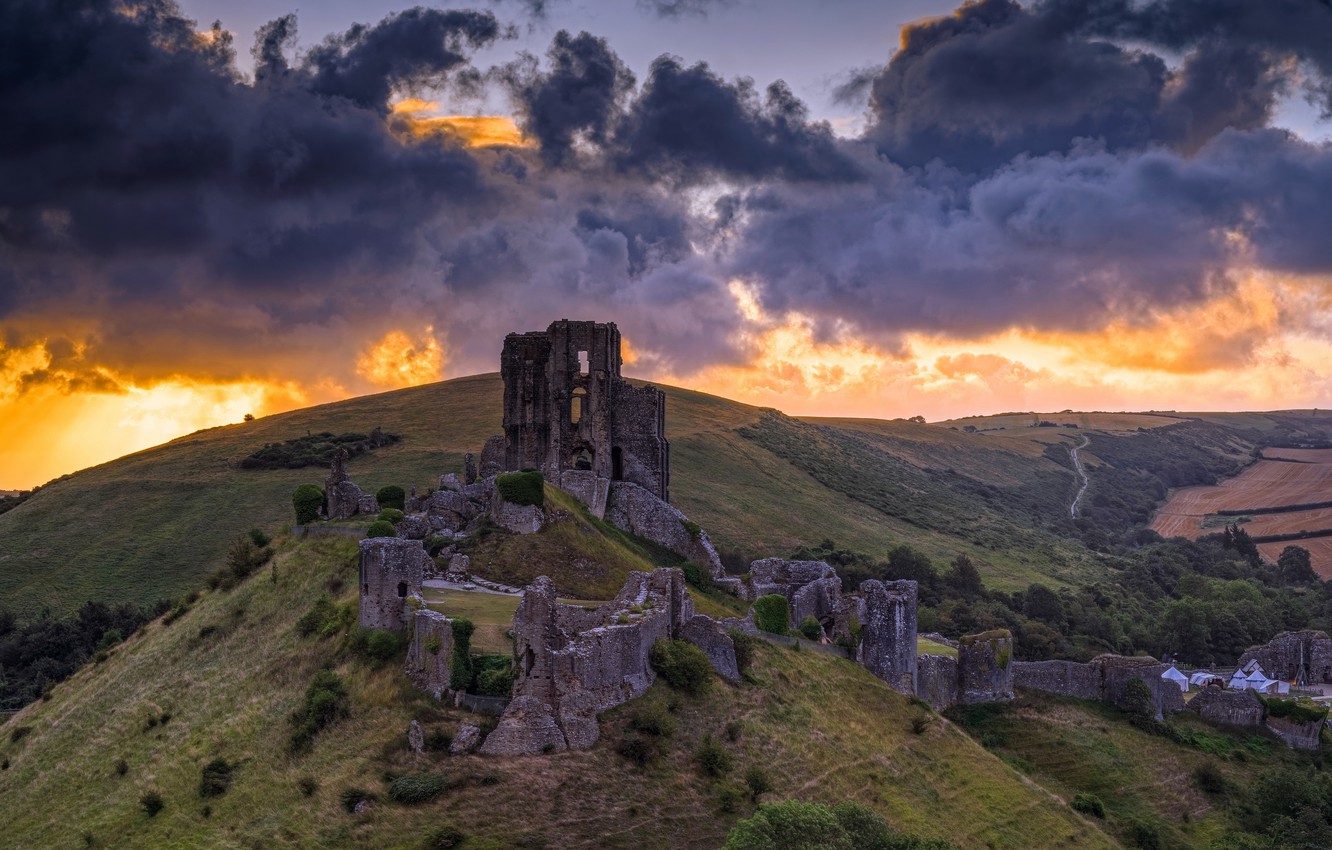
[456,693,510,716]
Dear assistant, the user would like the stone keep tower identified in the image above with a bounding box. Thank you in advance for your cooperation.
[501,319,669,501]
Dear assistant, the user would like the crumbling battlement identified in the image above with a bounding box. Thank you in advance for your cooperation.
[358,538,432,631]
[481,568,736,755]
[1189,687,1264,728]
[1239,630,1332,686]
[500,319,669,502]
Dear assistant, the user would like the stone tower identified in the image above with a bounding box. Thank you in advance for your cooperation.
[501,319,669,501]
[860,579,918,694]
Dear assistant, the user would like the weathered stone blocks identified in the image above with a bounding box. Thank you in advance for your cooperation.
[405,609,454,698]
[605,481,723,577]
[916,654,959,711]
[958,630,1014,705]
[860,579,918,694]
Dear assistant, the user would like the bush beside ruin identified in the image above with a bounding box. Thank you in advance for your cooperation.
[496,472,544,507]
[752,594,790,635]
[292,484,324,525]
[649,639,712,695]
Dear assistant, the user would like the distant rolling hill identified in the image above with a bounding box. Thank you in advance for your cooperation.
[5,370,1332,618]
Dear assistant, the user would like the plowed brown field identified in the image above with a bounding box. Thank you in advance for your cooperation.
[1151,448,1332,577]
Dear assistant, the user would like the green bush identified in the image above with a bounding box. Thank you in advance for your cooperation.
[292,484,324,525]
[242,430,400,470]
[716,782,746,813]
[649,639,713,695]
[377,508,405,524]
[1071,793,1104,818]
[496,471,544,507]
[365,520,397,539]
[722,800,960,850]
[752,595,790,635]
[349,628,408,663]
[743,766,772,802]
[1260,695,1329,724]
[696,735,732,778]
[290,670,350,753]
[628,703,677,738]
[296,597,353,638]
[247,527,272,547]
[616,734,657,766]
[681,519,702,541]
[1193,762,1230,796]
[798,615,822,641]
[475,664,516,698]
[449,619,476,692]
[422,825,467,849]
[376,486,406,512]
[199,758,233,798]
[388,771,452,804]
[140,791,164,817]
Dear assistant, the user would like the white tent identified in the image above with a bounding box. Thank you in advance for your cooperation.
[1162,666,1189,692]
[1246,670,1277,692]
[1242,659,1264,674]
[1229,669,1248,689]
[1277,682,1292,695]
[1190,672,1223,688]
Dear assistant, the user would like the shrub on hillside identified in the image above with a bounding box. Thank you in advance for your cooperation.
[1071,793,1104,818]
[798,615,822,641]
[388,771,452,804]
[496,471,544,507]
[422,825,467,849]
[474,657,516,697]
[378,508,405,524]
[292,484,325,525]
[728,629,758,676]
[628,702,677,738]
[376,486,406,512]
[649,639,712,695]
[722,800,960,850]
[744,766,772,802]
[247,527,272,547]
[752,595,790,635]
[296,597,353,638]
[695,735,732,778]
[1193,762,1230,796]
[290,670,350,753]
[241,429,400,470]
[199,758,234,798]
[140,791,164,817]
[365,520,397,539]
[349,628,408,663]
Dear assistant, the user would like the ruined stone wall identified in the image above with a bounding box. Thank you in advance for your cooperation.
[958,631,1015,705]
[358,538,432,630]
[605,481,724,577]
[483,568,731,755]
[1012,660,1101,701]
[1188,688,1264,727]
[325,447,371,520]
[860,579,918,694]
[916,654,959,711]
[611,381,669,500]
[1239,630,1332,684]
[405,610,454,699]
[1266,715,1324,751]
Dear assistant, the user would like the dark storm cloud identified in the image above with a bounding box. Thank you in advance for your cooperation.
[6,0,1332,393]
[638,0,733,19]
[503,30,636,166]
[611,57,862,184]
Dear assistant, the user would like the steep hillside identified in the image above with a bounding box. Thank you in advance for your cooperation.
[0,537,1119,850]
[0,374,1102,617]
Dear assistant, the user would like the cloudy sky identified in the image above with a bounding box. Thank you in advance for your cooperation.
[4,0,1332,488]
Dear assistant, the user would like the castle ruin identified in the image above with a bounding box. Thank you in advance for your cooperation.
[501,320,669,504]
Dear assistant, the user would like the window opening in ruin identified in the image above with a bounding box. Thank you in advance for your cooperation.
[578,350,589,376]
[524,646,535,676]
[571,387,587,424]
[397,581,408,598]
[611,446,623,481]
[363,584,369,596]
[572,446,593,471]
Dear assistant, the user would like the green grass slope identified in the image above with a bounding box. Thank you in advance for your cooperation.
[0,537,1118,850]
[0,374,1116,618]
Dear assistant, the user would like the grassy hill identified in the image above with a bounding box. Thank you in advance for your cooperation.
[0,374,1108,618]
[0,536,1120,850]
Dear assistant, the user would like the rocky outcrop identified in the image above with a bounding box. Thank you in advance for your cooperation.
[491,498,544,534]
[358,538,433,630]
[479,696,568,756]
[556,469,610,519]
[428,488,482,530]
[451,723,482,754]
[480,435,505,479]
[326,447,370,520]
[860,579,918,694]
[605,481,723,578]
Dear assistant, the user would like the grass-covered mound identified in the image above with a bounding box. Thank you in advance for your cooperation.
[0,537,1118,850]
